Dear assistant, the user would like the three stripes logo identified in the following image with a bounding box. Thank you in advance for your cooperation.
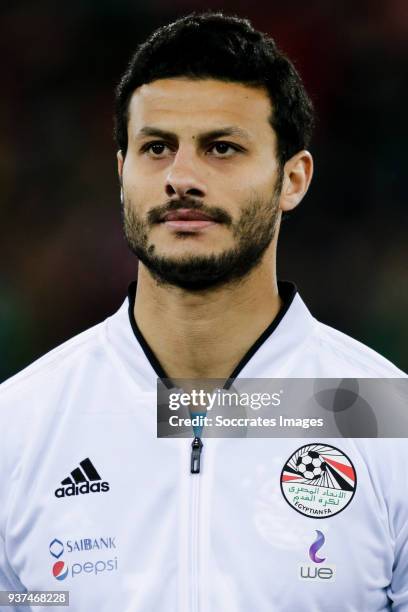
[55,458,110,499]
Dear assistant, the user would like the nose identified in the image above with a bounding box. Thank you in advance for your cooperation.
[165,150,207,199]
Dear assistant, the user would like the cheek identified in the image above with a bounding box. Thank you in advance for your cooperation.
[123,167,163,209]
[229,164,276,195]
[124,148,169,180]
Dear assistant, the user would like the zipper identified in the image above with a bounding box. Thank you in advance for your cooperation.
[190,461,200,612]
[190,437,203,474]
[189,437,203,611]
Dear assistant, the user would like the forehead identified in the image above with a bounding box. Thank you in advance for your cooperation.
[127,78,273,135]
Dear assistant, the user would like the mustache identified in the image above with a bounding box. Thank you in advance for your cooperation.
[147,198,232,226]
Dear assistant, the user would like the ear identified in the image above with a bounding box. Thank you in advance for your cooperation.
[117,150,124,183]
[279,150,313,212]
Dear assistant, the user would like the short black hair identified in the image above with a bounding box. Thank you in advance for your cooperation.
[114,12,314,166]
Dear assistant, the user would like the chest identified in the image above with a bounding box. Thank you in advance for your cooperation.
[7,416,393,611]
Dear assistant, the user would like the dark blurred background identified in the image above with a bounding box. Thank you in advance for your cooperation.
[0,0,407,382]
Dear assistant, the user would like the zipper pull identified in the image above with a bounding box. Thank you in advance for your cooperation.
[190,437,203,474]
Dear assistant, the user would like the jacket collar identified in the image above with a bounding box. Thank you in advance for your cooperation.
[105,280,317,390]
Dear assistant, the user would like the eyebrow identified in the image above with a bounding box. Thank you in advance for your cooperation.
[137,125,251,144]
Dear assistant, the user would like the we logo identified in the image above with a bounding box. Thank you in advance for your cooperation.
[299,530,336,581]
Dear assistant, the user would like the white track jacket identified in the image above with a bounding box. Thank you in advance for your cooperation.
[0,281,407,612]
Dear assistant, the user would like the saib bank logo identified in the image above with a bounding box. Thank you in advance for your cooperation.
[49,536,118,581]
[299,530,336,581]
[49,538,64,559]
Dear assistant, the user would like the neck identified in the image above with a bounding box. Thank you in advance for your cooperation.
[134,253,282,380]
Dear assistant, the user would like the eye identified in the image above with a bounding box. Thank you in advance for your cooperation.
[208,141,241,157]
[141,141,171,157]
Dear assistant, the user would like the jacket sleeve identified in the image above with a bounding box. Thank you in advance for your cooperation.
[0,531,28,592]
[386,440,408,611]
[387,520,408,610]
[0,391,29,611]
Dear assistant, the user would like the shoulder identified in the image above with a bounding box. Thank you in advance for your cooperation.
[0,319,107,411]
[309,319,406,377]
[0,320,111,509]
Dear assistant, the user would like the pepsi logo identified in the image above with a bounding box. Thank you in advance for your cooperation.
[53,561,68,581]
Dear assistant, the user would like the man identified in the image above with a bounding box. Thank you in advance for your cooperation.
[0,12,406,612]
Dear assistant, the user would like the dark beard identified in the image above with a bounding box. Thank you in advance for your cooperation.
[122,186,282,291]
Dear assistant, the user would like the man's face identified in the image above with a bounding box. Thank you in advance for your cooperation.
[119,78,283,290]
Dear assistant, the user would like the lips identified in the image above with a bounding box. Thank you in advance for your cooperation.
[161,208,216,222]
[160,208,218,231]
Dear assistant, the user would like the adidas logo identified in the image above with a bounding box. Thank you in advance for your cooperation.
[55,458,110,499]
